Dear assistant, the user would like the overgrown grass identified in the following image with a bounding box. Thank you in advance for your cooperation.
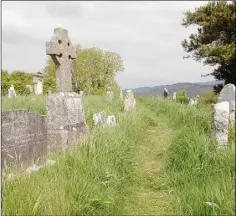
[2,95,235,215]
[2,95,46,115]
[2,96,149,215]
[143,97,235,215]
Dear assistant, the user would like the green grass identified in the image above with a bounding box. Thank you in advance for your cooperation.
[2,95,46,115]
[143,97,235,215]
[2,95,235,215]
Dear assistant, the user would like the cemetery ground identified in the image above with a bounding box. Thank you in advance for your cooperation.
[2,95,235,215]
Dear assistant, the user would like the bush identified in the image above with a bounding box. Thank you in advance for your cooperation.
[176,90,189,104]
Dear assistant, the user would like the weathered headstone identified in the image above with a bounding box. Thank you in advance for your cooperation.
[173,92,176,101]
[164,88,169,99]
[106,115,116,126]
[8,85,16,98]
[212,101,230,147]
[217,84,235,123]
[124,90,136,112]
[33,72,43,95]
[46,28,88,151]
[93,111,107,125]
[80,90,84,97]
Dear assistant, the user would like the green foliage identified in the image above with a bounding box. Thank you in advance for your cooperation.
[176,90,189,104]
[199,88,218,104]
[43,44,124,95]
[1,70,33,96]
[145,97,235,215]
[182,1,236,85]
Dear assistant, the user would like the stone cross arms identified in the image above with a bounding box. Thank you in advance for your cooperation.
[46,28,76,92]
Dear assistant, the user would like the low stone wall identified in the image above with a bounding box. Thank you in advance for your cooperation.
[1,110,47,169]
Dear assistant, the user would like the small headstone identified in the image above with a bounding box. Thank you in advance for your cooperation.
[120,90,123,100]
[80,91,83,96]
[8,85,16,98]
[189,98,195,105]
[212,101,230,147]
[106,91,114,100]
[124,90,136,112]
[93,111,107,125]
[164,88,169,99]
[106,115,116,126]
[173,92,176,100]
[33,72,43,95]
[217,84,235,123]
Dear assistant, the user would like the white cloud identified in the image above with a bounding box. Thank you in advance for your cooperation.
[2,1,214,89]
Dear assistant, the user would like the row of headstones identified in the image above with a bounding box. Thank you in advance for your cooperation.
[93,90,136,126]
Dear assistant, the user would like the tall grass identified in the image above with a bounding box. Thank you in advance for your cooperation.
[2,96,149,215]
[2,95,46,115]
[144,97,235,215]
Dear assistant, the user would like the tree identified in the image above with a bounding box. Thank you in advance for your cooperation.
[182,0,235,92]
[43,44,125,95]
[43,57,56,94]
[176,90,189,104]
[1,70,33,95]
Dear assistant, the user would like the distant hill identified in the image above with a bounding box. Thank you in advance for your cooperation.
[124,80,223,97]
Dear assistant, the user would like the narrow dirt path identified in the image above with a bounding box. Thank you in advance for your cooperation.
[123,117,174,215]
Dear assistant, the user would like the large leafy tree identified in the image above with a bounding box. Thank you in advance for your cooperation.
[182,0,235,91]
[43,44,124,95]
[1,70,33,95]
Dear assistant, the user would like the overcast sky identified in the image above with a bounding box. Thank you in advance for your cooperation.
[2,1,214,89]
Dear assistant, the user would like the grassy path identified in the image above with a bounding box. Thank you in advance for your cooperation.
[122,116,174,214]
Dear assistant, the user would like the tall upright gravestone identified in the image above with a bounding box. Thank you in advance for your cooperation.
[46,28,88,151]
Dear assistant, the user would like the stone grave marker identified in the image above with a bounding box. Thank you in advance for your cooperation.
[106,115,116,126]
[93,111,107,125]
[173,92,176,101]
[46,28,88,151]
[212,101,230,147]
[120,90,123,100]
[164,88,169,99]
[124,90,136,112]
[217,84,235,123]
[33,72,43,95]
[8,85,16,98]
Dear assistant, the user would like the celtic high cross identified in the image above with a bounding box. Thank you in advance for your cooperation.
[46,28,76,92]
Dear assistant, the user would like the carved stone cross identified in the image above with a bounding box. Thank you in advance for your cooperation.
[46,28,76,92]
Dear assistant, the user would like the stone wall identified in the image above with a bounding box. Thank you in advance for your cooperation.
[1,110,47,169]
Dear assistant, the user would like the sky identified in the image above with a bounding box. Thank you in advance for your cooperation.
[2,1,215,89]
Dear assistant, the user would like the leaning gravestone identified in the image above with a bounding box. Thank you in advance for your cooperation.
[46,28,88,151]
[164,88,169,99]
[8,85,16,98]
[124,90,136,112]
[217,84,235,123]
[212,101,230,147]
